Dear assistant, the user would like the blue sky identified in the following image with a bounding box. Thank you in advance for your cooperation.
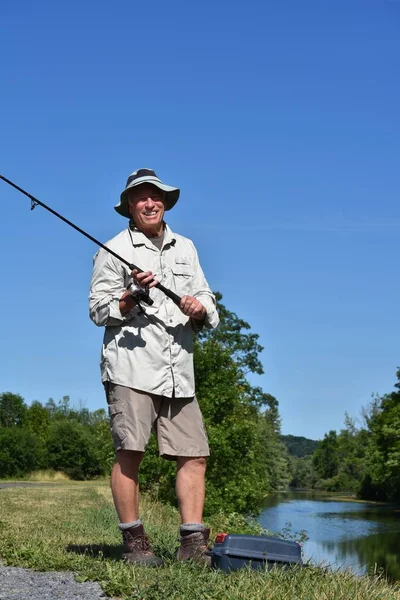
[1,1,399,440]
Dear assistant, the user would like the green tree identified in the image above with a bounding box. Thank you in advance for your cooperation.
[281,434,318,458]
[361,369,400,502]
[90,408,115,474]
[140,293,289,515]
[289,455,318,489]
[313,430,340,482]
[259,411,291,491]
[0,392,27,428]
[46,420,104,480]
[25,401,51,443]
[198,292,264,375]
[334,414,369,491]
[195,339,271,514]
[0,428,43,477]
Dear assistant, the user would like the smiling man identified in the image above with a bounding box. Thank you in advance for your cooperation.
[89,168,219,567]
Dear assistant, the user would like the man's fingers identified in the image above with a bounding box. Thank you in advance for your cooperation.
[180,295,192,313]
[132,270,155,287]
[180,296,205,318]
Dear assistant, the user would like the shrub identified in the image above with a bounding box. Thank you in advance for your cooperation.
[46,420,104,480]
[0,428,43,478]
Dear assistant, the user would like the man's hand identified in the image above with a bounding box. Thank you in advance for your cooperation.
[180,296,206,321]
[119,270,159,315]
[132,269,159,288]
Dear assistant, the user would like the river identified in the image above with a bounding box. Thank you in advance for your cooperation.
[258,491,400,580]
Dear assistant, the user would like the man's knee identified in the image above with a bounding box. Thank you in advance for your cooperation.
[177,456,207,472]
[116,450,144,473]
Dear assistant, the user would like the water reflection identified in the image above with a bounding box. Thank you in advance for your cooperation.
[258,491,400,580]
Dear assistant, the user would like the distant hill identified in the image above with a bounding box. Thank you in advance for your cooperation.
[281,434,318,458]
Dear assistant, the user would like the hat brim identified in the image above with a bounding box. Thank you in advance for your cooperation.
[114,178,180,218]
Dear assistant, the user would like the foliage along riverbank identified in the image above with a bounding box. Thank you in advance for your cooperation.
[1,481,400,600]
[283,368,400,506]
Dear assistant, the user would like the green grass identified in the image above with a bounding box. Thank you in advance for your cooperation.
[0,483,399,600]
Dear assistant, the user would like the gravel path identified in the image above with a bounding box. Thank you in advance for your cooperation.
[0,483,116,598]
[0,565,110,599]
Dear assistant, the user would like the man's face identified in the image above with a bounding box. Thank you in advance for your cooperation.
[128,184,165,236]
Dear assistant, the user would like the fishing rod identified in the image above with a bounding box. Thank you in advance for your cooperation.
[0,174,182,307]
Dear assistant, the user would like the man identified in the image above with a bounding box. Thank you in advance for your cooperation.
[89,168,219,567]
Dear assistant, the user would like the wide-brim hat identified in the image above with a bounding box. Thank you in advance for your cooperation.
[115,168,180,218]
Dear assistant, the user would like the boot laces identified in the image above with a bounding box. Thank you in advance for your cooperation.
[124,530,151,552]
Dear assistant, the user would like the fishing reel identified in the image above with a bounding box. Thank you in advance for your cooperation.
[127,281,154,306]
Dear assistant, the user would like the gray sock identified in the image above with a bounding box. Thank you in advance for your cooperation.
[180,522,205,533]
[119,519,142,531]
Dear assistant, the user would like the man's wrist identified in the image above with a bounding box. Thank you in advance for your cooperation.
[119,291,136,316]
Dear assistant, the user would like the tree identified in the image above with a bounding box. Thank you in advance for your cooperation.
[198,292,264,375]
[140,293,289,515]
[259,412,291,491]
[90,408,115,474]
[361,369,400,502]
[46,420,104,480]
[313,430,340,481]
[0,428,43,477]
[281,434,318,458]
[195,338,271,514]
[0,392,27,428]
[289,455,318,489]
[25,401,51,443]
[196,294,290,512]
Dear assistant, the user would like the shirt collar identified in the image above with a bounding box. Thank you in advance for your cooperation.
[127,222,176,250]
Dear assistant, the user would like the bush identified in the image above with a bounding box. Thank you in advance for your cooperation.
[46,420,105,480]
[0,428,44,478]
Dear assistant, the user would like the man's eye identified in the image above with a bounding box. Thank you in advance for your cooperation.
[137,195,162,202]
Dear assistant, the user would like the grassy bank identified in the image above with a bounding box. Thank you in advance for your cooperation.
[0,482,399,600]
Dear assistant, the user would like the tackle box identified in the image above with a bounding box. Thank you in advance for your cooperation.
[210,533,303,572]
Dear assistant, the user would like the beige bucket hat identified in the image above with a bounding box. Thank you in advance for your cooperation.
[115,168,180,218]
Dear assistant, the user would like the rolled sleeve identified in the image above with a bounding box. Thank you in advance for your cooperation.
[196,294,219,328]
[89,248,132,327]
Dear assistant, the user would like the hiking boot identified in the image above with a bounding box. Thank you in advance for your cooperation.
[122,524,163,567]
[176,528,212,566]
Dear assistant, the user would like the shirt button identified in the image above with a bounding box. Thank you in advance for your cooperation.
[170,319,173,323]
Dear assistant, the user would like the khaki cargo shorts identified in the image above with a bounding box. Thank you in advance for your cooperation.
[105,382,210,459]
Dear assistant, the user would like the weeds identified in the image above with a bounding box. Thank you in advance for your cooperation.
[26,470,71,482]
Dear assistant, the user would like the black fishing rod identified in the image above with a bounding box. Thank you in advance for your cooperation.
[0,174,182,307]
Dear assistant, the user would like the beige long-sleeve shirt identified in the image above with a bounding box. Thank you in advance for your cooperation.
[89,224,219,398]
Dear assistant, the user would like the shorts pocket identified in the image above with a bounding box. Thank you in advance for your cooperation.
[108,399,127,448]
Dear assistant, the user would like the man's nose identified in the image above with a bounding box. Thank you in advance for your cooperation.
[144,196,155,207]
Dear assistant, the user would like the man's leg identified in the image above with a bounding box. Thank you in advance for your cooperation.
[111,449,143,522]
[176,456,207,523]
[176,456,211,565]
[110,448,163,567]
[158,396,211,564]
[105,383,163,567]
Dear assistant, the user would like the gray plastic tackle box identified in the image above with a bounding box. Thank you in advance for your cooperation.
[210,533,303,572]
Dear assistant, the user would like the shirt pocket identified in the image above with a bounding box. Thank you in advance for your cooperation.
[172,257,195,295]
